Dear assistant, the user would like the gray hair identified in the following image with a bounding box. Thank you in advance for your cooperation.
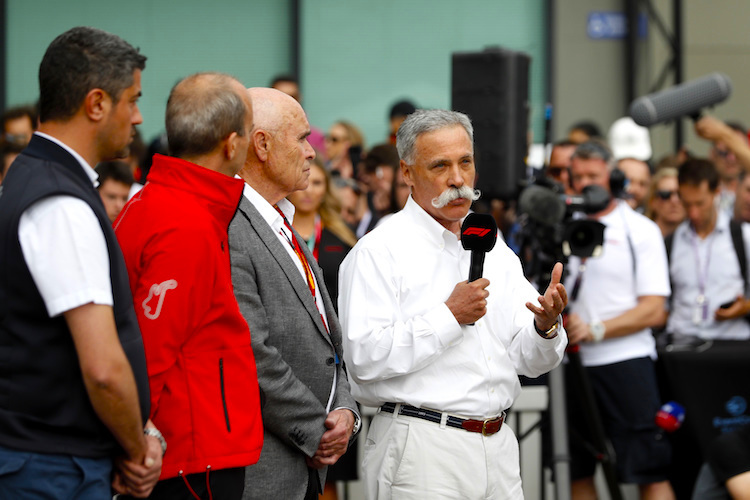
[572,139,616,171]
[396,109,473,164]
[166,72,248,159]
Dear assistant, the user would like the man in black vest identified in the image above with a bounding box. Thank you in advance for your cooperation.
[0,27,160,498]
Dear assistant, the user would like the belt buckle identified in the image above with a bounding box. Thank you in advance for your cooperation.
[481,414,503,436]
[481,418,493,436]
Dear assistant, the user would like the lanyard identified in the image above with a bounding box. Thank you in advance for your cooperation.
[274,205,330,335]
[689,227,716,322]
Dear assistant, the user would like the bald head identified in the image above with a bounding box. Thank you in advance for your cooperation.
[241,87,315,204]
[166,72,250,159]
[247,87,303,134]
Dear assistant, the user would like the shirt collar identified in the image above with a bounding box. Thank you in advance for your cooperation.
[679,209,729,240]
[34,131,98,187]
[402,195,464,250]
[715,210,731,232]
[240,180,296,229]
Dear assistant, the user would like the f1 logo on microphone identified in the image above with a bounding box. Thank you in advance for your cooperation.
[463,227,491,237]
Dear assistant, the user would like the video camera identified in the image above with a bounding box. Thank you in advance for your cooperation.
[516,175,610,284]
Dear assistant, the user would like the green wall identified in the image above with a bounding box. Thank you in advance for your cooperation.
[5,0,547,149]
[300,0,548,148]
[5,0,292,144]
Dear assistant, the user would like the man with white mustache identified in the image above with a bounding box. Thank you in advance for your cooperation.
[338,109,568,499]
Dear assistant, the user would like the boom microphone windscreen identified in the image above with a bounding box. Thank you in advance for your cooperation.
[629,73,732,127]
[518,185,567,226]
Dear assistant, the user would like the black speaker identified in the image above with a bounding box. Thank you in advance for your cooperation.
[451,47,530,200]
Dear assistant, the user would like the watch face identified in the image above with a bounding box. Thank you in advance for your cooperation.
[591,321,605,339]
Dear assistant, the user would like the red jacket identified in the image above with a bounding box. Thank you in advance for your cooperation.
[115,154,262,479]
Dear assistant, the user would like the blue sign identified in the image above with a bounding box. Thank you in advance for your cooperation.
[587,12,647,40]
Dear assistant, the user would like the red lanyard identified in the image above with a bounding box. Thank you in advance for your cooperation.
[274,205,316,298]
[274,205,329,334]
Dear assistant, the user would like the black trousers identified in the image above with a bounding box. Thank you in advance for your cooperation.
[121,466,245,500]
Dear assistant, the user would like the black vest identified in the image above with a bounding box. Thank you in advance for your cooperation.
[0,135,150,457]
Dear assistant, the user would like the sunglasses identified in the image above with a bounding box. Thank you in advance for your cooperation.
[656,190,679,201]
[547,166,568,177]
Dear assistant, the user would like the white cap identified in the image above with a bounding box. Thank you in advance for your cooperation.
[608,116,652,161]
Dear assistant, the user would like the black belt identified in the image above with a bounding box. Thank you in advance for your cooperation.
[380,403,505,436]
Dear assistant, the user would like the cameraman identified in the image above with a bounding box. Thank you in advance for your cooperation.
[564,140,675,500]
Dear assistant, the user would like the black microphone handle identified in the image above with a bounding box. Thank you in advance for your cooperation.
[469,251,486,282]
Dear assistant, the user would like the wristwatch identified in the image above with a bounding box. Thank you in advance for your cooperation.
[534,320,560,339]
[351,412,362,436]
[590,320,606,342]
[144,427,167,457]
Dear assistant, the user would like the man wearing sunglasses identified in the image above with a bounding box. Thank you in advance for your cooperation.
[545,140,576,195]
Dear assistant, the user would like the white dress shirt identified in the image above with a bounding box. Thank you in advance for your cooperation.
[18,132,112,318]
[565,200,671,366]
[667,211,750,340]
[240,183,337,410]
[338,196,566,419]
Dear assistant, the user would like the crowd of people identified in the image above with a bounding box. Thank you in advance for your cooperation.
[1,25,749,500]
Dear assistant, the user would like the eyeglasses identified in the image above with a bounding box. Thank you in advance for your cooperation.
[656,190,679,201]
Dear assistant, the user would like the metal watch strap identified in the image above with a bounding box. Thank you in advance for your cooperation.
[144,427,167,457]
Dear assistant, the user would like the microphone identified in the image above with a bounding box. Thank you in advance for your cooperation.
[460,213,498,282]
[629,72,732,127]
[565,185,612,214]
[519,185,567,226]
[519,184,611,225]
[655,401,685,432]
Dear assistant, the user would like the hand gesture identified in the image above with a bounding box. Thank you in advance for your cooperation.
[526,262,567,331]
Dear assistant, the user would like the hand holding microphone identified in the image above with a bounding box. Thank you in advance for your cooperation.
[445,214,497,325]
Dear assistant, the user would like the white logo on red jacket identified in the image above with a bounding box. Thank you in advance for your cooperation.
[142,279,178,320]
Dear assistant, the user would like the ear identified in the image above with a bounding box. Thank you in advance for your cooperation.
[83,89,109,122]
[253,129,271,163]
[400,159,415,188]
[225,131,239,161]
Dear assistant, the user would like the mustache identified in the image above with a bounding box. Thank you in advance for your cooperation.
[431,185,481,208]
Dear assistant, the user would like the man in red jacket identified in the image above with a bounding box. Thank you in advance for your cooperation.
[115,72,263,500]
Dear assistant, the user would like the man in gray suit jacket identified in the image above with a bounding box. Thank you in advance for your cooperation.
[229,87,360,500]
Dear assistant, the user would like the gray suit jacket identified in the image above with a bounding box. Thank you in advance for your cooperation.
[229,196,357,500]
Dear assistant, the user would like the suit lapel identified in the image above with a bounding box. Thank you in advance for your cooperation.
[237,197,332,344]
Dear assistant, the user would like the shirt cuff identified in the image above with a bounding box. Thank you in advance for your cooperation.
[425,303,464,348]
[531,315,565,347]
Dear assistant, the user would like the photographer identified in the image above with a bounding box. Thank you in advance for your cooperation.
[563,140,675,500]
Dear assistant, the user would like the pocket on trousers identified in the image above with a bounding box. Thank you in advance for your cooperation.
[0,454,27,476]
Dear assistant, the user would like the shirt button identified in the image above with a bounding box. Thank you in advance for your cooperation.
[487,357,491,361]
[491,388,495,393]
